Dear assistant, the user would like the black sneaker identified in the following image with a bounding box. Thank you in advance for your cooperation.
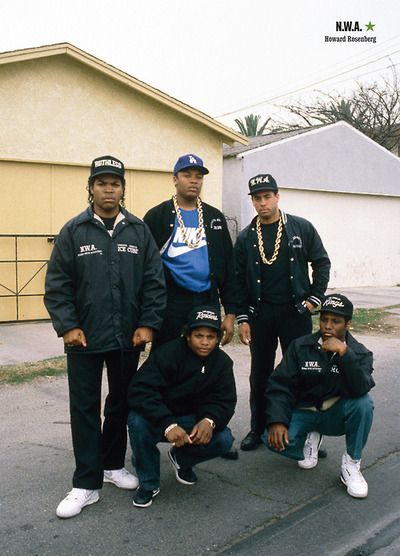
[132,486,160,508]
[240,431,262,451]
[168,447,198,485]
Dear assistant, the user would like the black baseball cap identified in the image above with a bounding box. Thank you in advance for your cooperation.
[173,154,209,175]
[320,294,353,319]
[89,155,125,180]
[186,305,221,332]
[248,174,278,195]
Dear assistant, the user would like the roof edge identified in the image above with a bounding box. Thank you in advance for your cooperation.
[0,42,247,146]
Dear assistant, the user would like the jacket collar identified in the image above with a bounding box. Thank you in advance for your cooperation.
[76,205,142,226]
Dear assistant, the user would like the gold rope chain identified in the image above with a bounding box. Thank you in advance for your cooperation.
[172,194,204,249]
[256,215,283,265]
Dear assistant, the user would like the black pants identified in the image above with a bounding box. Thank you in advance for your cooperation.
[67,350,140,489]
[151,283,216,350]
[249,303,312,434]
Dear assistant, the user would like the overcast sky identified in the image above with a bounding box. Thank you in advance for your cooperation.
[2,0,400,131]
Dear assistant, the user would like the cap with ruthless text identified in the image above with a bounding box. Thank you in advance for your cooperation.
[187,305,221,332]
[320,294,353,319]
[248,174,278,195]
[89,155,125,180]
[173,154,209,175]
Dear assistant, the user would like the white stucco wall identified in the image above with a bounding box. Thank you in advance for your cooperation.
[223,123,400,287]
[239,187,400,288]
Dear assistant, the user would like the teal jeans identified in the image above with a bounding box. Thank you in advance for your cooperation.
[266,394,374,461]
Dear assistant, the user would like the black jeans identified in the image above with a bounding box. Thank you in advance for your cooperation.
[151,282,216,350]
[249,303,312,434]
[67,350,140,489]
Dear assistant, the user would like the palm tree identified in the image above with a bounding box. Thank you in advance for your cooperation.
[234,114,271,136]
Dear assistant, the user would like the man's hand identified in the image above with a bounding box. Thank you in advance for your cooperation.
[304,300,315,313]
[238,322,251,346]
[166,425,192,448]
[321,337,347,356]
[63,328,87,348]
[132,327,153,347]
[190,419,214,445]
[268,423,288,452]
[221,313,235,346]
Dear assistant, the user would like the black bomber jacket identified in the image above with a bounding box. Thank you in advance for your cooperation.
[234,211,331,322]
[44,206,166,353]
[265,331,374,427]
[143,199,237,315]
[127,337,237,431]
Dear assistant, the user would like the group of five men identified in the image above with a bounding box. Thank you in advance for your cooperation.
[44,153,374,518]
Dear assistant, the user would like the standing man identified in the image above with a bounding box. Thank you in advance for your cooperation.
[235,174,331,451]
[44,155,166,518]
[266,294,374,498]
[143,154,237,350]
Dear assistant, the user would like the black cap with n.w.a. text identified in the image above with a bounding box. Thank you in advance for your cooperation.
[248,174,278,195]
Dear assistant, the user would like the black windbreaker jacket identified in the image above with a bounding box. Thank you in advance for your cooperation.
[143,199,237,315]
[44,206,166,353]
[127,337,237,432]
[234,211,331,322]
[265,331,374,427]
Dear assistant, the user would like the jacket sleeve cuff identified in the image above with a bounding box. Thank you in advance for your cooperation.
[236,314,249,324]
[307,296,322,308]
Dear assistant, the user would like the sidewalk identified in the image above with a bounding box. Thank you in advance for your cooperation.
[0,286,399,365]
[1,334,399,555]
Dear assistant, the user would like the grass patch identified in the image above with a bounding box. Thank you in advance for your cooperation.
[1,306,398,385]
[0,356,67,385]
[312,305,400,335]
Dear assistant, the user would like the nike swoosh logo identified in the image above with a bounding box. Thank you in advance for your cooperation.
[166,238,207,258]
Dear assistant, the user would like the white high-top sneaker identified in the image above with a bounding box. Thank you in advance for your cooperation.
[341,452,368,498]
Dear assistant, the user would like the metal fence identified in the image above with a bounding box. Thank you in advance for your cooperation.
[0,234,55,322]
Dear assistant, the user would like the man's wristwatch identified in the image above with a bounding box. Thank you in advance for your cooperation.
[204,418,215,429]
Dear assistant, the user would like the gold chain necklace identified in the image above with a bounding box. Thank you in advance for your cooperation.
[256,215,283,265]
[172,194,204,249]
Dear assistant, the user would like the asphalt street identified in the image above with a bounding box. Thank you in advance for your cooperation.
[0,287,399,555]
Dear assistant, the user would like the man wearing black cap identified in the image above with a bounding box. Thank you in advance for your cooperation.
[235,174,331,451]
[45,155,166,518]
[143,154,237,350]
[266,294,374,498]
[127,305,237,508]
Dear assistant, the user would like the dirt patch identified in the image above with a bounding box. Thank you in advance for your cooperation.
[350,312,400,338]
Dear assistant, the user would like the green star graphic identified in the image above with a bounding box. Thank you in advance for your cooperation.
[365,21,375,31]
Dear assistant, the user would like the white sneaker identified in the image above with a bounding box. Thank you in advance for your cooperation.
[341,453,368,498]
[298,432,322,469]
[103,468,139,490]
[56,488,99,518]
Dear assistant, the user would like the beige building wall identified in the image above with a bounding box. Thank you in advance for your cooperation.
[0,55,224,210]
[0,51,233,320]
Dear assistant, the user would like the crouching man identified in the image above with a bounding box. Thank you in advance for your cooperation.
[266,294,374,498]
[127,305,237,508]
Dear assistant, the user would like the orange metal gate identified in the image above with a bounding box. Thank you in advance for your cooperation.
[0,235,55,322]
